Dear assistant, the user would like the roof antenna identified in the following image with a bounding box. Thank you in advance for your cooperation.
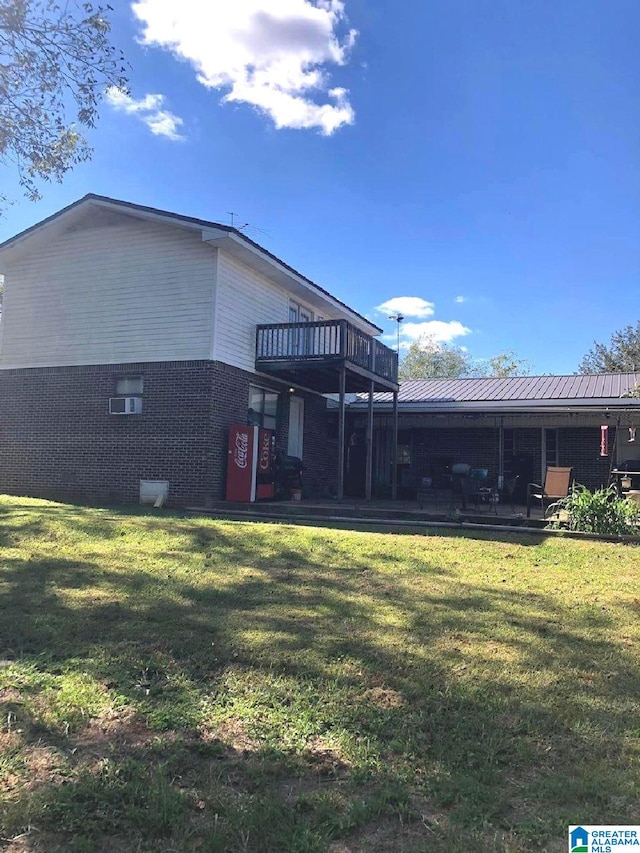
[227,211,271,239]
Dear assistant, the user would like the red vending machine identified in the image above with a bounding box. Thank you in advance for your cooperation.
[226,425,276,502]
[255,428,276,500]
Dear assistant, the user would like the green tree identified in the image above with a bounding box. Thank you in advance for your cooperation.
[399,338,530,380]
[578,322,640,373]
[398,337,472,380]
[481,349,531,377]
[0,1,127,205]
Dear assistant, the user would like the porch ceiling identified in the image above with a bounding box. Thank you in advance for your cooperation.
[257,359,397,394]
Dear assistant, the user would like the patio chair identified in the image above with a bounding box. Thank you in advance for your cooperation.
[526,467,573,518]
[417,474,438,510]
[466,468,494,512]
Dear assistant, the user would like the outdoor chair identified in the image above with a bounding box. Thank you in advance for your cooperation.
[417,474,438,510]
[502,475,519,513]
[526,467,573,518]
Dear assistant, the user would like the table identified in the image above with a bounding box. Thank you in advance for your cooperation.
[610,470,640,496]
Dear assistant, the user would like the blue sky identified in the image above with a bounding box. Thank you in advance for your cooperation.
[3,0,640,374]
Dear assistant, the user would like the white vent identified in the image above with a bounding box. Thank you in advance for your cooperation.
[109,396,143,415]
[140,480,169,506]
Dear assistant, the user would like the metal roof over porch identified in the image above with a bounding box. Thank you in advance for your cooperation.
[353,372,640,411]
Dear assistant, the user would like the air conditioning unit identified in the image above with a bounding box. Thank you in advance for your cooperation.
[109,396,143,415]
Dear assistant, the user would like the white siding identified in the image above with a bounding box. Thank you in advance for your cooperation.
[0,216,216,368]
[214,252,291,372]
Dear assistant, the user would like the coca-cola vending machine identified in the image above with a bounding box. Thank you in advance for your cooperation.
[226,424,276,502]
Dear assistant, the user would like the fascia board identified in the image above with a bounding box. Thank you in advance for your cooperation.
[349,399,640,413]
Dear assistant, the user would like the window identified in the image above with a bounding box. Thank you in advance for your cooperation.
[503,428,515,456]
[116,376,143,396]
[543,428,559,469]
[397,429,412,465]
[248,386,278,430]
[289,302,313,323]
[397,445,412,465]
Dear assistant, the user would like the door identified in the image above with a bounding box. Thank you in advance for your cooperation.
[288,397,304,459]
[289,302,312,356]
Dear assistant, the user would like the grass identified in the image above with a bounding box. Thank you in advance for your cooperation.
[0,495,639,852]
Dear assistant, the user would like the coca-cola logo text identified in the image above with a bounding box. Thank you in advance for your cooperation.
[259,433,271,472]
[234,431,249,469]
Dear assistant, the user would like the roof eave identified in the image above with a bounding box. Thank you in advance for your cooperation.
[0,194,382,335]
[350,398,640,413]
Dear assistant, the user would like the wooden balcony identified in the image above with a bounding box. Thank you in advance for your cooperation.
[255,319,398,393]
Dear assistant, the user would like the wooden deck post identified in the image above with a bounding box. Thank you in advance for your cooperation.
[391,389,399,500]
[338,365,346,502]
[365,380,374,501]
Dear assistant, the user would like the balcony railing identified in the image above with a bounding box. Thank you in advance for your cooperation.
[256,319,398,385]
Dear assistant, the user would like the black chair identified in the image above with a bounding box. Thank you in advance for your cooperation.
[417,475,438,510]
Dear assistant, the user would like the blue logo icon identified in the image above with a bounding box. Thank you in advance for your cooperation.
[570,827,589,852]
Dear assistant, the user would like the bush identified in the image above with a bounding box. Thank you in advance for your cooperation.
[548,484,639,536]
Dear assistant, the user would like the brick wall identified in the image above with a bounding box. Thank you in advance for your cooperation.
[560,427,615,489]
[411,427,500,477]
[0,361,337,506]
[299,394,339,499]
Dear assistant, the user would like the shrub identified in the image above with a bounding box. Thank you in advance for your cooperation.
[548,484,639,536]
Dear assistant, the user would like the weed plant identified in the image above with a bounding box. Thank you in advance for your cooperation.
[548,484,639,536]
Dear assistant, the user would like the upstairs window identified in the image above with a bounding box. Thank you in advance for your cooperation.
[289,302,313,323]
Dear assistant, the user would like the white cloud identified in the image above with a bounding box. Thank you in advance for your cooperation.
[131,0,357,135]
[376,296,435,319]
[106,88,185,140]
[454,295,466,304]
[398,320,471,348]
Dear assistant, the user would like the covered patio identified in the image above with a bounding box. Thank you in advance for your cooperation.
[344,373,640,502]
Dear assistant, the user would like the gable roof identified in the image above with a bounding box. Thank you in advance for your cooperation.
[0,193,381,335]
[355,373,640,411]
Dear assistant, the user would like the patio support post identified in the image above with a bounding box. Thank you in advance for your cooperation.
[391,388,399,500]
[337,364,346,502]
[365,380,374,501]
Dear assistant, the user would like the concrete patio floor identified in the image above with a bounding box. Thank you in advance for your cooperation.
[190,497,549,528]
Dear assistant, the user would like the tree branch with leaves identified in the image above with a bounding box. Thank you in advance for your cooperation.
[398,337,531,380]
[578,322,640,374]
[0,1,128,206]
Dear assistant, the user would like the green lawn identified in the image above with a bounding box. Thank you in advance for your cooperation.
[0,496,639,852]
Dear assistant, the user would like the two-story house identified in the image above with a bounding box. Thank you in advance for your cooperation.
[0,194,398,507]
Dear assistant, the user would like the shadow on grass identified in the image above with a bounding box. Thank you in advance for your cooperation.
[198,510,553,545]
[0,510,638,851]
